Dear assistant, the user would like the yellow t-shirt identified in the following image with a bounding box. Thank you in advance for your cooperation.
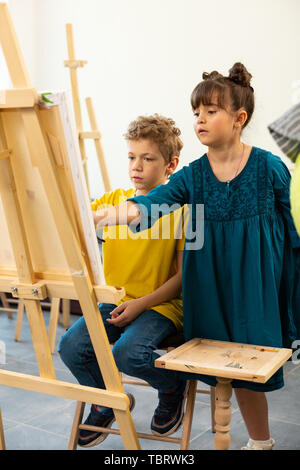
[91,188,185,330]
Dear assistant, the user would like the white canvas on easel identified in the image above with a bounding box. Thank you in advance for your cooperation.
[0,91,104,285]
[39,90,105,285]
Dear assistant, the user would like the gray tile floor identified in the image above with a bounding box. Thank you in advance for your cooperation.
[0,309,300,451]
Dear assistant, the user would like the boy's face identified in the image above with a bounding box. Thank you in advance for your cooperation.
[127,139,170,195]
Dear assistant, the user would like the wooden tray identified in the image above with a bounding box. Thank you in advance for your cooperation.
[155,338,292,383]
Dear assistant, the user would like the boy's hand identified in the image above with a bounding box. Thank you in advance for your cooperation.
[106,298,146,327]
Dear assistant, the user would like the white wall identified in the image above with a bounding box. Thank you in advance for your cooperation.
[2,0,39,86]
[5,0,300,199]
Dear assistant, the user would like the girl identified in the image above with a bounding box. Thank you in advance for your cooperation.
[94,63,300,450]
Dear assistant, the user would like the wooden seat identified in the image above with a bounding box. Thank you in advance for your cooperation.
[155,338,292,450]
[68,333,216,450]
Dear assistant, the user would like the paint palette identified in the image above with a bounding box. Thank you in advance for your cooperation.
[155,338,292,383]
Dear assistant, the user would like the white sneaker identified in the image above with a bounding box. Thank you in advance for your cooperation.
[241,438,275,450]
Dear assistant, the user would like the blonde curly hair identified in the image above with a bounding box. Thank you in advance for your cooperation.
[124,114,183,163]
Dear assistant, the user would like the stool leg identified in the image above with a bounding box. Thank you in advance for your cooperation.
[214,377,232,450]
[0,293,12,319]
[210,386,216,433]
[62,299,70,328]
[68,401,85,450]
[0,409,5,450]
[180,380,197,450]
[48,298,60,354]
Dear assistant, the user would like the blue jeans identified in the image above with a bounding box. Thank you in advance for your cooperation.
[58,303,183,397]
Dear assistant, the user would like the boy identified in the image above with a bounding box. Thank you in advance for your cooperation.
[59,114,187,447]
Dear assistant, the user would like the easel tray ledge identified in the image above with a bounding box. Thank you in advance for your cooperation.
[0,273,125,304]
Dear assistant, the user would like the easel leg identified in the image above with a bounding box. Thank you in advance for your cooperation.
[0,409,5,450]
[85,97,111,192]
[114,408,140,450]
[214,377,232,450]
[24,299,55,379]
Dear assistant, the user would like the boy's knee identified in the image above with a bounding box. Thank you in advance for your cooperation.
[58,329,76,365]
[113,341,152,375]
[58,317,88,363]
[57,331,68,359]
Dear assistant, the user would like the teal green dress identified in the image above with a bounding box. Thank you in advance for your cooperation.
[128,147,300,391]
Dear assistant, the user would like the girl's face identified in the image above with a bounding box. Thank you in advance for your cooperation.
[127,139,177,195]
[193,96,240,148]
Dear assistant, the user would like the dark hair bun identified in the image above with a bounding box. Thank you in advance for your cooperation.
[202,70,224,80]
[228,62,252,88]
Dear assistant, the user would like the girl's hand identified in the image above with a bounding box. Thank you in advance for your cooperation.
[106,298,146,327]
[93,210,101,228]
[93,202,140,229]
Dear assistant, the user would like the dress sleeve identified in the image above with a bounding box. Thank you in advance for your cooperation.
[269,154,300,249]
[127,165,191,232]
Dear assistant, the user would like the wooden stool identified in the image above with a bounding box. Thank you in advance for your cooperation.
[0,409,5,450]
[155,338,292,450]
[68,333,216,450]
[0,292,18,319]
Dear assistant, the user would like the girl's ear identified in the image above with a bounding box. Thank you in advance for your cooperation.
[235,108,248,129]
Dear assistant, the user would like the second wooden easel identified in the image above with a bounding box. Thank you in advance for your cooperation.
[64,23,111,196]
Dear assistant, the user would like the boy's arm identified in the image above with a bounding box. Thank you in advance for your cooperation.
[106,250,183,327]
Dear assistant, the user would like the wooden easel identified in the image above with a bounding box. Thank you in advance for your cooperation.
[0,409,5,450]
[64,23,111,195]
[0,2,140,450]
[7,22,114,351]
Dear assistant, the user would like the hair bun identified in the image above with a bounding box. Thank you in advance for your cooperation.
[228,62,252,88]
[202,70,223,81]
